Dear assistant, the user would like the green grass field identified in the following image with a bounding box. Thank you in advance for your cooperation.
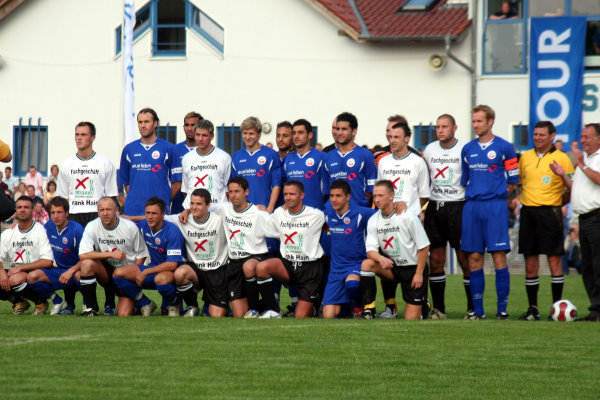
[0,274,598,400]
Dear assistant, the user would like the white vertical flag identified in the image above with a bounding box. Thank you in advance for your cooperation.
[123,0,136,145]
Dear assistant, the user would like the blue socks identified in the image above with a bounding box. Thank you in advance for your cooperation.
[30,281,52,299]
[345,280,361,309]
[470,269,485,316]
[156,284,177,304]
[495,267,510,314]
[470,267,511,316]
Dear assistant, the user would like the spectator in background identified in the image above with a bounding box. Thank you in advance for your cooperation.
[44,181,57,209]
[315,143,323,151]
[13,182,26,201]
[3,167,19,194]
[32,199,49,225]
[566,140,579,168]
[565,225,581,274]
[26,185,43,205]
[554,140,565,152]
[47,164,59,184]
[25,166,43,197]
[489,1,518,20]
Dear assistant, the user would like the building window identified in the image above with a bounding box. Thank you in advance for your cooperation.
[153,0,186,56]
[413,124,436,151]
[115,3,152,56]
[157,125,177,144]
[189,3,224,54]
[13,119,48,177]
[217,125,243,155]
[310,127,318,148]
[484,22,525,73]
[513,123,529,153]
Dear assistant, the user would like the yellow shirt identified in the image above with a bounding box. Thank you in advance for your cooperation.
[519,147,574,207]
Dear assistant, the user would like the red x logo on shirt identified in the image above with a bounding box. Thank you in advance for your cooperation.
[383,237,394,250]
[14,249,26,263]
[391,178,400,189]
[284,232,298,244]
[435,166,449,179]
[229,229,241,240]
[194,240,207,252]
[75,177,89,189]
[195,174,208,187]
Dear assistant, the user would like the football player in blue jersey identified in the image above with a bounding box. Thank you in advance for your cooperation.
[171,111,202,214]
[231,117,282,214]
[120,107,175,220]
[26,197,84,315]
[461,105,519,320]
[324,112,377,207]
[322,180,376,318]
[113,197,185,316]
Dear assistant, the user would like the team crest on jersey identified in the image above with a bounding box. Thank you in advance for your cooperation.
[152,150,160,159]
[155,238,161,245]
[62,237,68,245]
[306,158,315,167]
[541,175,551,184]
[343,217,351,224]
[346,158,355,168]
[257,156,267,165]
[487,151,496,160]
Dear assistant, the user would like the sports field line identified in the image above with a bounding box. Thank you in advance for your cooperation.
[0,334,104,346]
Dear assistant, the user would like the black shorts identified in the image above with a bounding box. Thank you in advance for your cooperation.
[69,212,98,228]
[518,206,564,256]
[424,200,464,249]
[281,258,323,303]
[226,253,271,300]
[190,264,229,308]
[101,261,126,297]
[390,264,428,306]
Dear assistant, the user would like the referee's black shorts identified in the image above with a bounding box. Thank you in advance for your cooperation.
[424,200,464,250]
[518,205,564,256]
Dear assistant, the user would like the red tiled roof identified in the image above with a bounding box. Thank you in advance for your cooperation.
[308,0,471,41]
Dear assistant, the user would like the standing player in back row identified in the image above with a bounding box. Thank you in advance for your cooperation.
[461,105,519,320]
[120,108,175,220]
[423,114,472,319]
[171,111,202,214]
[324,112,377,207]
[518,121,574,320]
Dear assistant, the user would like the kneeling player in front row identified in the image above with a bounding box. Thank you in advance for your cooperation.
[360,180,430,320]
[256,180,326,318]
[113,197,184,316]
[0,196,54,314]
[78,197,149,316]
[168,189,230,317]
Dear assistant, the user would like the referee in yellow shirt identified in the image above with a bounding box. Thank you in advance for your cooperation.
[518,121,574,320]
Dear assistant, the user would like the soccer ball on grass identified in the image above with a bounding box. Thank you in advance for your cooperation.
[550,299,577,322]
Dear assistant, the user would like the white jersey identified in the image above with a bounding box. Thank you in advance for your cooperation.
[57,152,118,214]
[377,152,430,215]
[214,202,278,260]
[365,210,430,267]
[181,146,231,209]
[165,213,228,271]
[423,140,465,202]
[79,217,148,267]
[0,222,54,270]
[269,206,325,262]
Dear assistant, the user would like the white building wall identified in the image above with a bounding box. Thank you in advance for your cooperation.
[0,0,473,175]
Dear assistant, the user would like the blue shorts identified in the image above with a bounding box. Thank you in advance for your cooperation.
[322,268,360,306]
[460,199,511,253]
[136,264,173,290]
[41,267,75,291]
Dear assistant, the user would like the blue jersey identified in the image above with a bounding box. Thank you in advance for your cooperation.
[45,219,84,269]
[324,146,377,207]
[461,137,519,201]
[231,146,282,207]
[119,138,175,216]
[171,141,196,214]
[138,219,185,266]
[325,205,376,272]
[283,149,328,210]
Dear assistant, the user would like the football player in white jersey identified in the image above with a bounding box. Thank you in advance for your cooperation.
[256,180,326,318]
[360,181,430,320]
[181,119,231,210]
[0,196,54,314]
[78,197,148,316]
[423,114,471,319]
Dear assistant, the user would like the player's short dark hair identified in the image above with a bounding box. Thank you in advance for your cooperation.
[184,111,203,121]
[330,179,351,195]
[534,121,556,135]
[374,180,395,194]
[5,166,11,172]
[138,107,159,124]
[391,122,412,137]
[585,123,600,136]
[277,121,292,130]
[292,119,313,133]
[191,188,211,205]
[195,119,214,135]
[228,176,249,191]
[49,196,69,212]
[336,112,358,130]
[472,104,495,121]
[145,196,166,213]
[284,180,304,194]
[437,114,456,126]
[75,121,96,136]
[16,196,33,206]
[388,114,408,125]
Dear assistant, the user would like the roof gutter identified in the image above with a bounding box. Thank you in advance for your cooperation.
[348,0,369,37]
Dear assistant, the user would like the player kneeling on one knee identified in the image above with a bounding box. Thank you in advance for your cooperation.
[360,180,430,320]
